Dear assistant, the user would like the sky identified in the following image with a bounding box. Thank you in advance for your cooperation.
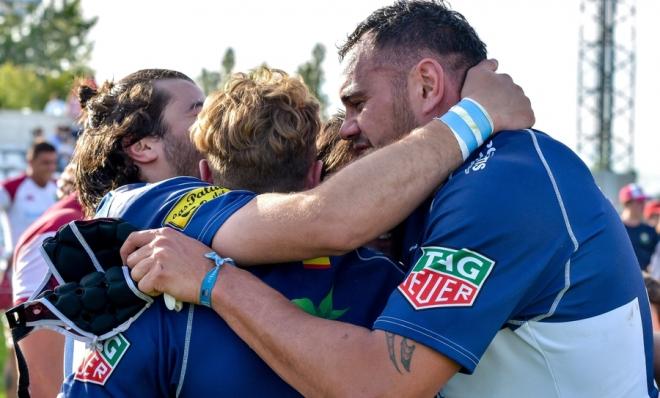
[81,0,660,194]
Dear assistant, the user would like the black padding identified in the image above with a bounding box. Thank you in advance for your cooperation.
[80,271,105,288]
[47,243,96,281]
[33,219,149,336]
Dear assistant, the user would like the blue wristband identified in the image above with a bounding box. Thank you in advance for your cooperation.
[199,252,234,308]
[436,98,494,160]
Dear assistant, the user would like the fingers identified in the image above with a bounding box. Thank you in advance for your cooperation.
[129,256,153,284]
[478,58,498,72]
[136,267,161,297]
[120,229,160,264]
[125,242,154,269]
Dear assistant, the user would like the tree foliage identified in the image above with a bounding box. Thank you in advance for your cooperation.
[0,0,96,110]
[197,47,236,95]
[0,63,77,109]
[0,0,97,73]
[297,43,328,118]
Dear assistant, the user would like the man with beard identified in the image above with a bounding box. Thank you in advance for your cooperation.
[123,2,656,397]
[63,67,407,397]
[14,69,205,397]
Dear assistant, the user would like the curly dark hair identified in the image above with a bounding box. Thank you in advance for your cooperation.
[73,69,193,216]
[338,0,486,76]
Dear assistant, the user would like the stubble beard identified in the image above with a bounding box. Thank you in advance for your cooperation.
[391,77,419,144]
[163,130,204,179]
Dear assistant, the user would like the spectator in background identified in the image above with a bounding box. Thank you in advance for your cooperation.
[43,93,67,117]
[645,200,660,280]
[0,142,58,256]
[31,127,45,143]
[48,125,76,171]
[0,141,58,396]
[620,183,659,271]
[10,164,82,398]
[644,273,660,331]
[645,200,660,234]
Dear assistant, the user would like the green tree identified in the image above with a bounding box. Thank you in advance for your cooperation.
[297,43,328,118]
[221,47,235,83]
[0,63,78,110]
[197,47,236,95]
[197,68,221,96]
[0,0,96,110]
[0,0,97,74]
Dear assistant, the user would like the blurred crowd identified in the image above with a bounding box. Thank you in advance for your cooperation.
[619,183,660,330]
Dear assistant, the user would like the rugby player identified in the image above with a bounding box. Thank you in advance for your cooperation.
[123,1,657,397]
[63,67,407,396]
[64,46,532,395]
[9,68,205,397]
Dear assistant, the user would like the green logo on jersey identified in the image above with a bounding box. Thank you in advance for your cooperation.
[292,287,349,320]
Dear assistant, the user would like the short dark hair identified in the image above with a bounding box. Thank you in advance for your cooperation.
[339,0,487,74]
[73,69,193,216]
[27,141,56,161]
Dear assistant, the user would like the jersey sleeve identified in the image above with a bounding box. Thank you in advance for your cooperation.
[96,178,256,247]
[159,186,255,246]
[373,135,574,373]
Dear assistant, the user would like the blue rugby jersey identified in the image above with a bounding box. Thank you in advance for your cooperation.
[61,177,405,397]
[374,131,658,398]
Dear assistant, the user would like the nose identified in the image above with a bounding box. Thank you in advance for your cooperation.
[339,116,360,141]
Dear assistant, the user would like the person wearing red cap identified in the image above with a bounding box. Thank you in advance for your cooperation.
[645,200,660,234]
[620,183,659,270]
[644,200,660,279]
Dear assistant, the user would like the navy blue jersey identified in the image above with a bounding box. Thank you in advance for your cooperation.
[374,131,658,398]
[62,177,404,397]
[625,223,659,270]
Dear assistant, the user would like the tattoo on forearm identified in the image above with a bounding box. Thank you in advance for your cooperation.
[385,332,416,373]
[386,332,402,374]
[400,337,416,372]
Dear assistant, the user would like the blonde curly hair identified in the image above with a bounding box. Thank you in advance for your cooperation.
[191,66,320,193]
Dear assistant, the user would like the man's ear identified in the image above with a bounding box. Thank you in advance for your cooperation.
[199,159,213,183]
[305,160,323,189]
[409,58,445,116]
[124,137,160,165]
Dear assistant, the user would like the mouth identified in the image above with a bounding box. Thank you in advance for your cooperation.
[352,142,372,157]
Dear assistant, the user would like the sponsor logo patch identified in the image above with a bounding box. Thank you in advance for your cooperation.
[164,186,230,230]
[399,247,495,309]
[74,334,130,385]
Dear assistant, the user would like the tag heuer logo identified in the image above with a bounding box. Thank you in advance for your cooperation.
[399,247,495,309]
[74,334,130,385]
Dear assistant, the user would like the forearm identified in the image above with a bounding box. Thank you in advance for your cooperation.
[212,264,452,397]
[214,121,461,264]
[213,264,394,396]
[19,329,64,398]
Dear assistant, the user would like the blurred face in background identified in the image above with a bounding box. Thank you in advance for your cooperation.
[29,150,58,186]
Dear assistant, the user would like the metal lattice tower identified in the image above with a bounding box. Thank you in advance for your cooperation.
[577,0,636,173]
